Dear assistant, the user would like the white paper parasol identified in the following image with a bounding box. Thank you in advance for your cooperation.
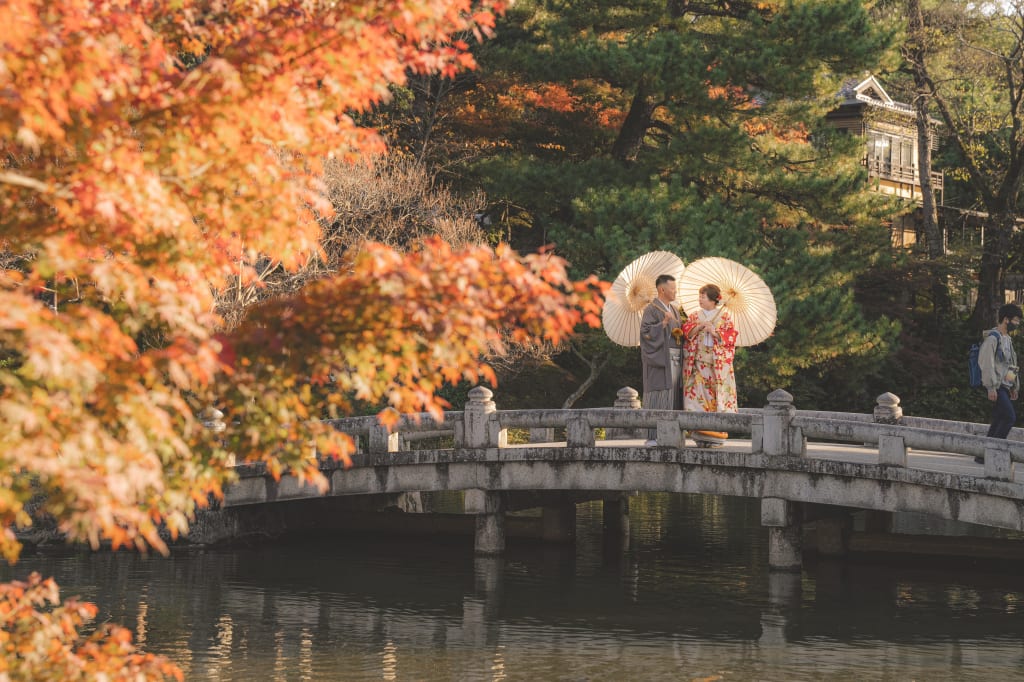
[678,257,776,347]
[602,251,685,346]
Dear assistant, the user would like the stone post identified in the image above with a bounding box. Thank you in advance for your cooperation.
[761,497,802,572]
[201,407,232,466]
[873,393,903,424]
[874,393,907,465]
[368,420,399,453]
[607,387,642,440]
[878,435,907,468]
[655,418,683,448]
[566,414,595,447]
[460,386,506,450]
[200,406,226,433]
[763,390,798,457]
[983,440,1015,481]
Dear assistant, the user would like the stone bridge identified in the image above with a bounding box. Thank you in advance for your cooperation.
[214,387,1024,571]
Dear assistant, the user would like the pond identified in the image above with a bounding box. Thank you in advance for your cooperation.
[4,493,1023,681]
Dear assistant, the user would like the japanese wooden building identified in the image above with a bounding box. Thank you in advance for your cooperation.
[826,75,943,247]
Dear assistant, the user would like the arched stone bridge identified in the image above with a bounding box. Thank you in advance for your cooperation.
[218,387,1024,570]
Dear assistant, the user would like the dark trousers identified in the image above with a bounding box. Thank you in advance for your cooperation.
[986,387,1017,439]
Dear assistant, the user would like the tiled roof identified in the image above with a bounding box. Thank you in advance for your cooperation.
[838,75,914,115]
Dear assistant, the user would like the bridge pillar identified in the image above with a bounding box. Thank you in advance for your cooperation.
[873,392,903,424]
[461,386,506,450]
[878,435,907,467]
[369,409,399,453]
[762,497,803,572]
[607,387,642,440]
[473,491,506,555]
[763,390,802,457]
[983,441,1016,481]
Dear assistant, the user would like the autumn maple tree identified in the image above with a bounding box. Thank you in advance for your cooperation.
[0,0,602,676]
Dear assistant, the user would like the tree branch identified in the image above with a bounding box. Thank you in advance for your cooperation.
[561,342,610,409]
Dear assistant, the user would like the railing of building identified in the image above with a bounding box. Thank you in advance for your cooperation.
[863,157,944,194]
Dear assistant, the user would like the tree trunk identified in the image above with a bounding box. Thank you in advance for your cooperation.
[561,349,610,409]
[611,82,657,163]
[971,213,1013,329]
[912,90,940,258]
[906,0,949,315]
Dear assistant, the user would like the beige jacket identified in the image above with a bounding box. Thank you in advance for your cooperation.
[979,328,1019,393]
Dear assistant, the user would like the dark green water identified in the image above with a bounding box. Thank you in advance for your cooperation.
[4,494,1024,681]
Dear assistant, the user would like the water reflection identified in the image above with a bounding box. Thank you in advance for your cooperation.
[3,494,1024,680]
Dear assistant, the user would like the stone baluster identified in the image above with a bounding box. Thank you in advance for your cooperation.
[200,406,226,433]
[655,417,683,448]
[200,406,232,467]
[763,389,801,456]
[983,440,1015,481]
[369,409,399,454]
[874,392,907,467]
[566,413,595,447]
[459,386,506,450]
[607,387,641,440]
[873,392,903,424]
[878,434,907,467]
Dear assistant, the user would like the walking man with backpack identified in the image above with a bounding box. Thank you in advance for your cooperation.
[978,303,1023,455]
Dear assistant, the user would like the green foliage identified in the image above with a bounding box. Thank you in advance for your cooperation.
[447,0,906,408]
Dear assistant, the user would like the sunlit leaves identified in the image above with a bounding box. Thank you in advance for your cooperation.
[0,573,183,681]
[219,238,605,475]
[0,0,608,675]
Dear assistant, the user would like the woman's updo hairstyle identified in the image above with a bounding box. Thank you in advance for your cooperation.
[700,283,722,304]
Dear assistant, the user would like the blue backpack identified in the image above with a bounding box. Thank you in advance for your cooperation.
[968,330,1002,388]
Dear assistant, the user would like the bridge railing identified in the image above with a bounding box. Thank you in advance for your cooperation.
[317,386,1022,482]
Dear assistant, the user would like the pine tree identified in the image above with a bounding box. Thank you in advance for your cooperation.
[451,0,904,406]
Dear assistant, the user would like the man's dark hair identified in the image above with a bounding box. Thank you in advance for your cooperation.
[655,274,675,287]
[998,303,1023,323]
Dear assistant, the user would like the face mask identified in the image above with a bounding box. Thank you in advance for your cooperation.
[1009,322,1020,333]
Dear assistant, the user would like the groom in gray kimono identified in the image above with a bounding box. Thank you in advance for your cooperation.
[640,274,683,446]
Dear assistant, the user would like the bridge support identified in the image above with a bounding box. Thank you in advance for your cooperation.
[762,498,803,572]
[472,491,506,555]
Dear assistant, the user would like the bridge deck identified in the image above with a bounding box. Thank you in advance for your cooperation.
[512,438,1023,482]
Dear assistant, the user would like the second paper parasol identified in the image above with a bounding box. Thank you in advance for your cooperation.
[677,257,776,347]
